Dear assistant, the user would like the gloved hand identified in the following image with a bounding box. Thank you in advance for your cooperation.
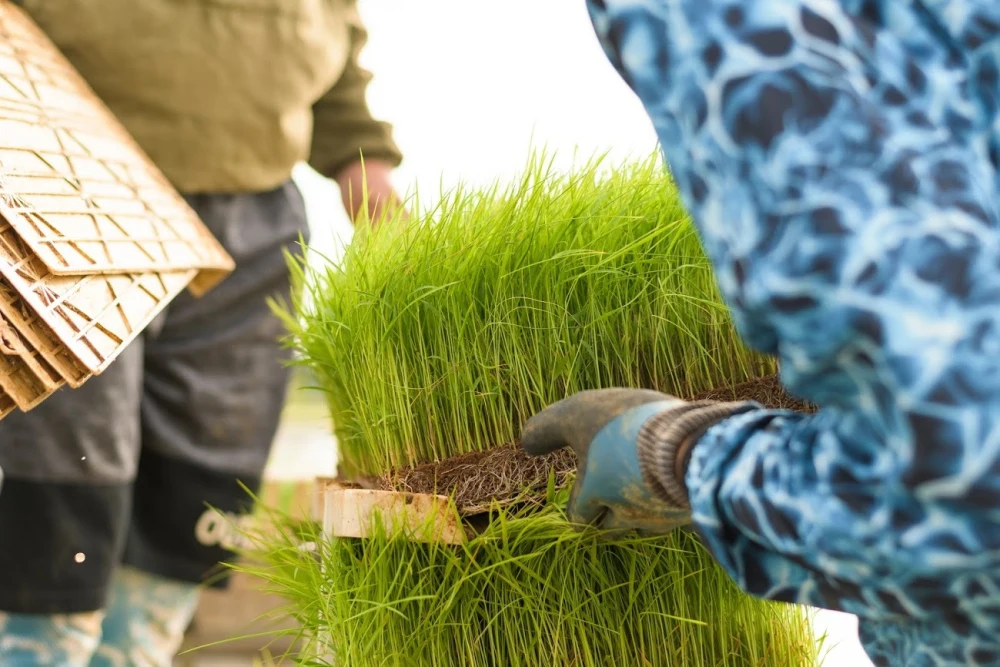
[520,388,752,535]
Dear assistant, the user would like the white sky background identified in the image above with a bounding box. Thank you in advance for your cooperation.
[294,0,659,261]
[292,1,875,663]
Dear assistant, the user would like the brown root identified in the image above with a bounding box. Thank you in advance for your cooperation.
[344,374,813,514]
[690,374,816,413]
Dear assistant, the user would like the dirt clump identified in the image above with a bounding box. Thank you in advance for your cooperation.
[377,445,577,515]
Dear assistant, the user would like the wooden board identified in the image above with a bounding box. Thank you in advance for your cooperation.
[0,2,234,294]
[0,385,15,418]
[0,311,61,409]
[0,276,88,386]
[317,478,468,545]
[0,217,194,375]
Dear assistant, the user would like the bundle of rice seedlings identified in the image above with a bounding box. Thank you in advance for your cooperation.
[250,154,819,666]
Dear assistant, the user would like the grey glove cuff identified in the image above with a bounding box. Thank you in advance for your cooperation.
[636,400,757,508]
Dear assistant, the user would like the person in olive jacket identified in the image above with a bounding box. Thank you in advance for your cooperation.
[0,1,405,664]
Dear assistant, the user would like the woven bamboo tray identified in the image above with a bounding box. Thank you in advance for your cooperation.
[0,1,235,418]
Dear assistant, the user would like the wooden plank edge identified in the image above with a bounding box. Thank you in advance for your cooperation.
[0,282,90,387]
[316,478,468,545]
[0,314,63,410]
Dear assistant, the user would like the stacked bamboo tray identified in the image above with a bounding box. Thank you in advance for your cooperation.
[0,1,233,417]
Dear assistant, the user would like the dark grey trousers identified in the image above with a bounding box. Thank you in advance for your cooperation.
[0,180,310,613]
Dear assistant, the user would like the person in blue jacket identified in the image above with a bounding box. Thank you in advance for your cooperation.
[521,2,1000,665]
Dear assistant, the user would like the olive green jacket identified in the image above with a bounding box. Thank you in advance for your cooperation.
[19,0,403,193]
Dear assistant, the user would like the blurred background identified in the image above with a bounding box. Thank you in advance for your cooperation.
[296,0,660,263]
[181,1,874,664]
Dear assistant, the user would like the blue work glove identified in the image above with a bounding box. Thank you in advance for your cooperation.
[520,389,752,535]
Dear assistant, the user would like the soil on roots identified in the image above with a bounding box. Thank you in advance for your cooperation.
[348,374,814,513]
[377,445,578,515]
[689,374,815,413]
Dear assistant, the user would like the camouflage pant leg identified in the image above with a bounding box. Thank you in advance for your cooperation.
[0,568,199,667]
[90,566,201,667]
[587,1,1000,664]
[0,611,103,665]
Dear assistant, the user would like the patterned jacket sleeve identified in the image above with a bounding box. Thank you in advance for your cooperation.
[585,0,1000,635]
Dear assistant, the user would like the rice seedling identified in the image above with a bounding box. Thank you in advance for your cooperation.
[243,494,817,667]
[248,152,818,665]
[285,153,777,477]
